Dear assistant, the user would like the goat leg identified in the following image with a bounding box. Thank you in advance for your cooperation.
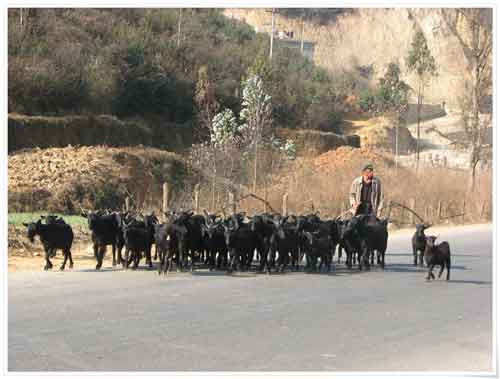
[165,253,172,276]
[93,243,98,259]
[44,248,53,271]
[158,249,164,275]
[145,244,153,269]
[112,244,116,267]
[190,251,196,273]
[124,248,130,270]
[117,242,124,265]
[60,249,68,271]
[68,249,74,269]
[134,250,140,269]
[227,252,236,274]
[438,264,445,278]
[427,264,435,280]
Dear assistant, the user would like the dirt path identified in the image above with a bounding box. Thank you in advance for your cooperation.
[8,242,116,272]
[401,111,473,169]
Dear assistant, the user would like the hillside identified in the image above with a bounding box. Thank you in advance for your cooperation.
[223,8,493,110]
[8,113,195,153]
[8,146,195,213]
[8,8,345,146]
[7,8,492,224]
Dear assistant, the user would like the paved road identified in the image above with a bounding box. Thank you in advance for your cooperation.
[8,224,494,372]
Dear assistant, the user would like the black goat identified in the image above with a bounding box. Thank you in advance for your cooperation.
[143,212,159,267]
[250,214,275,272]
[412,223,431,266]
[302,230,332,272]
[155,222,173,275]
[201,213,227,271]
[424,236,451,281]
[121,212,158,268]
[268,216,301,273]
[81,210,124,269]
[23,219,74,271]
[336,219,349,264]
[223,215,258,274]
[343,215,388,270]
[122,220,150,270]
[166,211,205,272]
[40,215,67,257]
[338,218,362,269]
[317,219,340,268]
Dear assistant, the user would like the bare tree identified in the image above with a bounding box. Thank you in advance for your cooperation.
[177,8,182,48]
[195,66,219,134]
[442,8,492,190]
[194,66,219,209]
[240,75,273,193]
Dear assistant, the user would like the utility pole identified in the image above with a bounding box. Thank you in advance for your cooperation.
[395,122,399,173]
[269,8,276,61]
[177,8,182,48]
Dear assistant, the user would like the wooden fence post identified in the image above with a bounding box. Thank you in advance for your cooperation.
[401,200,406,224]
[409,198,416,225]
[228,191,236,214]
[264,180,269,213]
[194,183,200,214]
[282,193,288,216]
[438,200,442,220]
[462,199,466,224]
[162,182,169,214]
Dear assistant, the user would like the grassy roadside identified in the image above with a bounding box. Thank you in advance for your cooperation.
[8,213,87,226]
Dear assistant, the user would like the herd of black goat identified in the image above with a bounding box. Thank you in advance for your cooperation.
[21,209,451,281]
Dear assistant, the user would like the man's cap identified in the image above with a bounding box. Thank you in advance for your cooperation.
[362,163,374,171]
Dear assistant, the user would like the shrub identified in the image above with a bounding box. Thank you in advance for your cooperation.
[93,182,127,210]
[359,89,375,112]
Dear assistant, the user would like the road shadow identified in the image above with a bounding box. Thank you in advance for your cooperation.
[382,263,469,273]
[191,270,249,277]
[73,267,120,273]
[74,265,158,273]
[447,279,491,285]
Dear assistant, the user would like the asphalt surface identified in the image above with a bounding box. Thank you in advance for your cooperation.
[8,224,494,372]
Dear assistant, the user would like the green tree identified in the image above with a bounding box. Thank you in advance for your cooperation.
[406,29,438,171]
[375,62,410,169]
